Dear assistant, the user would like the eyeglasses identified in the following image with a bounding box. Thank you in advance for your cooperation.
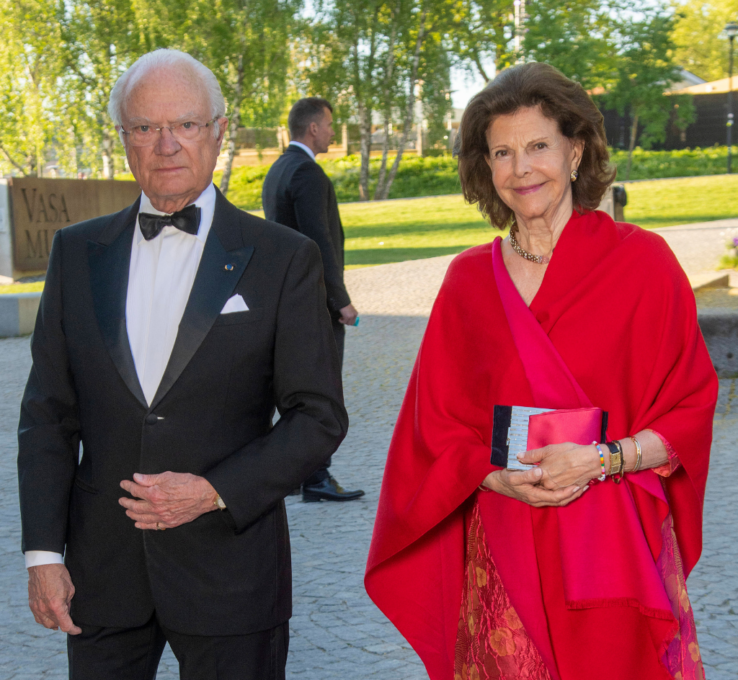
[119,119,218,147]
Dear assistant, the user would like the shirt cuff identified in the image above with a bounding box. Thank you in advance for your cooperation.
[25,551,64,568]
[647,429,681,477]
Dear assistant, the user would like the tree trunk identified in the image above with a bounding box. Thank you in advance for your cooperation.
[473,54,490,83]
[376,7,428,201]
[373,115,392,200]
[0,143,29,176]
[358,104,373,201]
[101,129,114,179]
[373,3,400,200]
[219,55,245,198]
[341,124,349,156]
[354,8,381,201]
[625,113,638,181]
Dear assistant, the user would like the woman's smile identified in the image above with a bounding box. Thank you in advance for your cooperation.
[512,182,545,195]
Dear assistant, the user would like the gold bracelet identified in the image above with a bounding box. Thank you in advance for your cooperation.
[630,436,642,472]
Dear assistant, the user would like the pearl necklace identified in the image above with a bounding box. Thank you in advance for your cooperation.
[509,229,552,265]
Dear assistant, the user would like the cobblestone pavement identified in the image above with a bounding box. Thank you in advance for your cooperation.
[2,226,738,678]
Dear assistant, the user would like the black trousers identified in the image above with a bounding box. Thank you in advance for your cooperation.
[304,320,344,486]
[67,614,289,680]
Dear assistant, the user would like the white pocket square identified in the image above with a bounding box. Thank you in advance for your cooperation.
[220,294,250,314]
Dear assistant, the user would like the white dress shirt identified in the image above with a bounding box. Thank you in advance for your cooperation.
[25,183,217,569]
[288,140,316,161]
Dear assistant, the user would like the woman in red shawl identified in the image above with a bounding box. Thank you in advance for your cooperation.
[365,62,717,680]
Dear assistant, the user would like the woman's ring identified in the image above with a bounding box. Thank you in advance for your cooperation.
[157,522,165,531]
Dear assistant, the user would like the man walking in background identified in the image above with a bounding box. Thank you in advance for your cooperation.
[262,98,364,503]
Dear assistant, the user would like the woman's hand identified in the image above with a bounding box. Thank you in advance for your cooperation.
[482,466,588,507]
[518,442,601,491]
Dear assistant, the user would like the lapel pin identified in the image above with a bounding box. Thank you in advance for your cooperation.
[225,264,235,272]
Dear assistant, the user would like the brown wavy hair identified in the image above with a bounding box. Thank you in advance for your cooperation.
[457,62,615,229]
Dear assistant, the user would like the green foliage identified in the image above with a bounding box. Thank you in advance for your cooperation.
[0,0,299,179]
[327,153,462,200]
[672,0,738,82]
[0,0,68,176]
[719,236,738,270]
[610,146,736,179]
[0,0,722,184]
[523,0,616,91]
[220,146,738,211]
[446,0,515,79]
[304,0,458,200]
[212,164,271,210]
[605,9,686,146]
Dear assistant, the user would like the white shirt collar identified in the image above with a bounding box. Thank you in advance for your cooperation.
[136,182,216,245]
[289,141,316,161]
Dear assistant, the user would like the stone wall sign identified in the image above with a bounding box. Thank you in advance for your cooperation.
[8,177,140,273]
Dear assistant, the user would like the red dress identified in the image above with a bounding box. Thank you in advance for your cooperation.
[365,211,717,680]
[455,453,704,680]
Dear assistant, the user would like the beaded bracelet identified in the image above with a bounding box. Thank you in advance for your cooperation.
[594,442,606,482]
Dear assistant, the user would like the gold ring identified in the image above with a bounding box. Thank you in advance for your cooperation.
[157,522,165,531]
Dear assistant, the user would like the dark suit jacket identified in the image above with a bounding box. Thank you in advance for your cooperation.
[261,145,351,313]
[17,188,348,636]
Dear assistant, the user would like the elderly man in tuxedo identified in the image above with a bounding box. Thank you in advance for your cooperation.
[17,49,347,679]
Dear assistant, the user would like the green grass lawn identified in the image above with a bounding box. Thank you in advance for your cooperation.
[340,195,498,267]
[623,175,738,229]
[331,173,738,267]
[0,281,44,295]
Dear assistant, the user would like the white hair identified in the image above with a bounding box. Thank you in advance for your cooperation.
[108,49,226,137]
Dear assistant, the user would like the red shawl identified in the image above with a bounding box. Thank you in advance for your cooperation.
[365,210,717,680]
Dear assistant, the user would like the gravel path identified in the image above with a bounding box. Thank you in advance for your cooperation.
[654,219,738,278]
[1,222,737,679]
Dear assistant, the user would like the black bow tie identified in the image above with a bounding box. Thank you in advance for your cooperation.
[138,204,201,241]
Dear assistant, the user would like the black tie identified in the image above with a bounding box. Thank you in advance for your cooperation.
[138,204,201,241]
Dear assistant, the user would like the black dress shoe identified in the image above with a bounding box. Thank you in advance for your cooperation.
[302,476,365,503]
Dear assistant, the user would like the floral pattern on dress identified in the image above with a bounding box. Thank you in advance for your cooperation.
[454,500,552,680]
[455,497,705,680]
[658,513,706,680]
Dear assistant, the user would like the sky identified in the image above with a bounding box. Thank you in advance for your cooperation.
[450,65,493,110]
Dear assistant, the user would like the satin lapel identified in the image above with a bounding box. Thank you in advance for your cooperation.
[149,195,254,410]
[87,200,147,407]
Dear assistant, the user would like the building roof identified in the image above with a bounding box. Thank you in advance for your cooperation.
[677,75,738,95]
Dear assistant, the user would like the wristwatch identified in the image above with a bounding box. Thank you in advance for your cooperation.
[605,441,624,483]
[213,494,227,511]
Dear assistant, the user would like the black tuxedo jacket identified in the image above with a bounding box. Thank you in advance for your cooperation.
[261,145,351,313]
[17,188,348,635]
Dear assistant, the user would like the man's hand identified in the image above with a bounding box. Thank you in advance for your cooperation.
[338,303,359,326]
[28,564,81,635]
[482,467,589,508]
[119,472,218,530]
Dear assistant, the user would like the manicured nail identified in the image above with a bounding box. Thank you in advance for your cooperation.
[571,486,580,494]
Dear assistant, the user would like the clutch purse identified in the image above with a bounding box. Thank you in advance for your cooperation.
[491,405,608,471]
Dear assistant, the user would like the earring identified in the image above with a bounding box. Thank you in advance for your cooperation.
[570,169,579,182]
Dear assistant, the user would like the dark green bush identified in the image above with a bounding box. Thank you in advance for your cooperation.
[220,146,737,211]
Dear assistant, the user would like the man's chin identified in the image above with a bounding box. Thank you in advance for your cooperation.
[144,178,197,201]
